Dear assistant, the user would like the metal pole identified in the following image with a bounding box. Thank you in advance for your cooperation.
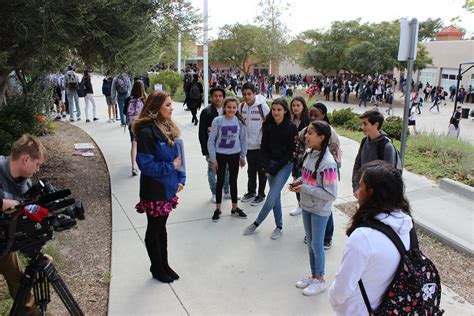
[203,0,209,107]
[177,32,182,72]
[453,63,462,113]
[399,18,418,173]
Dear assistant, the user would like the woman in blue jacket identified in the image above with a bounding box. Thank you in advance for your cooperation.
[133,91,186,283]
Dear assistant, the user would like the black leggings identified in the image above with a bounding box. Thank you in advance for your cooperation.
[190,108,198,121]
[216,153,240,204]
[145,214,168,271]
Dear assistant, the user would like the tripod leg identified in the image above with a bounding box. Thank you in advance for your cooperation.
[43,261,84,316]
[10,264,35,316]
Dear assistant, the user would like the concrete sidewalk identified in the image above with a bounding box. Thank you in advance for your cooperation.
[73,76,472,315]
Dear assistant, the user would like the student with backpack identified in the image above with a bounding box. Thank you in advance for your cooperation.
[185,74,203,125]
[289,120,337,296]
[64,65,81,122]
[123,80,147,176]
[243,98,297,240]
[329,161,443,315]
[112,73,131,126]
[352,110,399,195]
[239,82,270,207]
[102,75,116,123]
[207,97,248,222]
[82,70,99,123]
[289,96,310,217]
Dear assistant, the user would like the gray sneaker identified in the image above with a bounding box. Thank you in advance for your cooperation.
[271,227,283,240]
[250,195,265,206]
[243,223,257,235]
[241,192,256,202]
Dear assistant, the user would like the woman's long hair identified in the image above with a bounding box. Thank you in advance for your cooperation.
[290,96,309,121]
[132,91,180,146]
[346,161,411,236]
[300,121,331,175]
[131,79,147,99]
[224,97,246,126]
[264,97,291,125]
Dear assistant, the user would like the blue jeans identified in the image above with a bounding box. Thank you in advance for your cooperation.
[117,93,128,125]
[325,213,334,243]
[343,94,349,104]
[255,162,292,228]
[206,156,229,195]
[67,91,80,119]
[302,210,329,276]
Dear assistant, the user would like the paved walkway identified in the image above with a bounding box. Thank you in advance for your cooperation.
[73,76,472,315]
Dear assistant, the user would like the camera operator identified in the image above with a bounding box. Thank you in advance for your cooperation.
[0,134,46,316]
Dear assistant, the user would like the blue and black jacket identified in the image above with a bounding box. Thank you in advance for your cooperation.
[136,123,186,201]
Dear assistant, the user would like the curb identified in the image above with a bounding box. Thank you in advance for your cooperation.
[413,216,473,257]
[439,178,474,200]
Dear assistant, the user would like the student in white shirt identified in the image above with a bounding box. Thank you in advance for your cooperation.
[329,160,413,315]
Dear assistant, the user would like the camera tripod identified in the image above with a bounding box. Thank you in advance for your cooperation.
[11,249,83,316]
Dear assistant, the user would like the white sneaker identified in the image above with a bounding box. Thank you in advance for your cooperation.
[296,276,313,289]
[302,279,326,296]
[290,207,302,216]
[270,227,282,240]
[223,192,231,199]
[211,194,216,204]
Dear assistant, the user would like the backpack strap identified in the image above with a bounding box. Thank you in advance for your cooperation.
[257,104,266,122]
[376,136,390,161]
[357,220,409,315]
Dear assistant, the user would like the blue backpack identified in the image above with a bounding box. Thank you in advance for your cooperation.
[102,78,113,96]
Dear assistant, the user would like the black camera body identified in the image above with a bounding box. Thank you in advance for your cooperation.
[0,179,85,257]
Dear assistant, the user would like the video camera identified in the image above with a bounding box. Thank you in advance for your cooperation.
[0,179,85,257]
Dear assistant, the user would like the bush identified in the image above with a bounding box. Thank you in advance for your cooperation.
[148,70,183,96]
[343,116,361,131]
[383,116,407,141]
[173,86,186,103]
[329,108,358,127]
[404,133,474,186]
[0,89,53,155]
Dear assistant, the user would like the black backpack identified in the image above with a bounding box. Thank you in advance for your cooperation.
[189,82,201,100]
[358,221,444,315]
[102,78,113,96]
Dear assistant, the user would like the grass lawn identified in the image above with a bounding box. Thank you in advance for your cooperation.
[333,127,474,186]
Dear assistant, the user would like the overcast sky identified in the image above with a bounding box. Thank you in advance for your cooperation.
[190,0,473,39]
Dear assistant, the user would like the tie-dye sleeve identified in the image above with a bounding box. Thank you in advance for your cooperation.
[300,160,338,202]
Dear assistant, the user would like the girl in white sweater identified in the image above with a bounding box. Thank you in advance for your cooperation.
[329,160,413,315]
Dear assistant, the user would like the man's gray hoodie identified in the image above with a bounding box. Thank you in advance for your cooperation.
[298,148,338,217]
[240,95,270,150]
[352,133,396,191]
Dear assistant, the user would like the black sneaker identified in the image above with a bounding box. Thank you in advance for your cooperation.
[241,192,256,202]
[250,195,265,206]
[324,240,332,250]
[212,209,221,222]
[231,207,247,219]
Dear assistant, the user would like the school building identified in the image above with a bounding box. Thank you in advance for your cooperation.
[394,26,474,93]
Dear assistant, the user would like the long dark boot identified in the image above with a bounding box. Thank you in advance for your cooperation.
[159,221,179,280]
[145,215,174,283]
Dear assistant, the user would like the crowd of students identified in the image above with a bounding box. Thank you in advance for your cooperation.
[126,79,445,315]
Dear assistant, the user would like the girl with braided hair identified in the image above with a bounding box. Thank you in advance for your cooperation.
[289,120,338,296]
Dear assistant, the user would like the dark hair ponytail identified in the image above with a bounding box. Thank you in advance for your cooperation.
[224,96,246,126]
[301,121,332,178]
[346,160,411,236]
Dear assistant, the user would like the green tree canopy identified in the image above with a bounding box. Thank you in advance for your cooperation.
[0,0,199,104]
[300,19,432,78]
[209,24,271,77]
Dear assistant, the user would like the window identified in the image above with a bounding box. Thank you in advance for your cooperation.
[442,74,449,79]
[449,75,456,80]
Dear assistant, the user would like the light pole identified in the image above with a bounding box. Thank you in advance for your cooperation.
[203,0,209,107]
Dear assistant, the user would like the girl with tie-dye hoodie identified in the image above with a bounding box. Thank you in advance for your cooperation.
[289,120,338,296]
